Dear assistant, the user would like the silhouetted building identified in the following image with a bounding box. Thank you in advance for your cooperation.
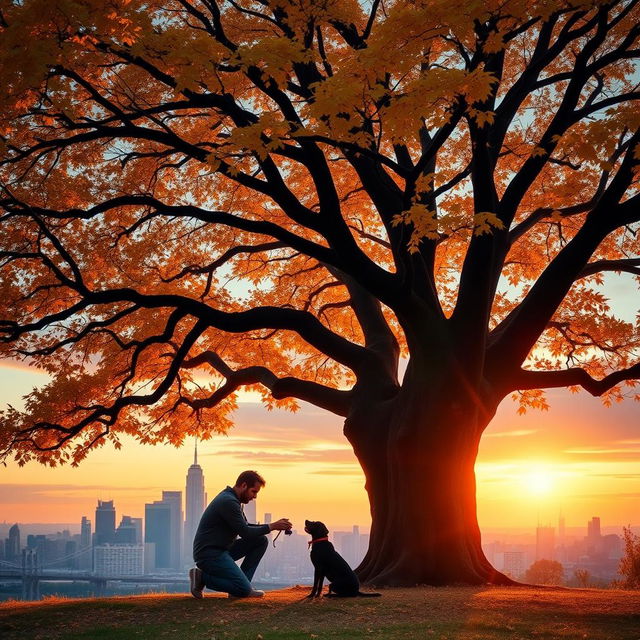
[131,517,143,543]
[586,516,603,557]
[145,501,172,570]
[184,441,206,564]
[6,524,21,562]
[26,534,70,568]
[503,551,525,579]
[79,516,92,570]
[95,500,116,545]
[536,526,555,560]
[162,491,183,569]
[115,515,138,543]
[81,517,92,547]
[337,526,365,568]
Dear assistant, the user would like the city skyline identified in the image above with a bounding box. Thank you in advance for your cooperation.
[1,510,630,583]
[2,357,639,531]
[1,446,634,599]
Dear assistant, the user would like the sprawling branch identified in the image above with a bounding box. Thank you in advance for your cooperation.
[5,317,208,455]
[510,363,640,396]
[487,132,640,384]
[580,257,640,278]
[182,351,353,416]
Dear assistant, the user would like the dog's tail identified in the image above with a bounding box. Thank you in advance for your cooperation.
[357,591,382,597]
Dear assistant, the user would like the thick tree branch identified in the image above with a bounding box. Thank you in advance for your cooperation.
[510,363,640,396]
[182,351,353,416]
[580,257,640,278]
[488,132,640,382]
[5,317,208,455]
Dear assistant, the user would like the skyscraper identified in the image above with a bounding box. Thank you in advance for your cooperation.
[588,516,601,539]
[587,516,603,556]
[145,491,183,570]
[115,516,138,543]
[80,517,92,548]
[162,491,183,570]
[95,500,116,545]
[79,516,92,570]
[536,526,555,560]
[6,524,20,562]
[145,501,172,570]
[184,440,206,563]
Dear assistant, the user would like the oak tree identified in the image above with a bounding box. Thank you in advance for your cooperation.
[1,0,639,585]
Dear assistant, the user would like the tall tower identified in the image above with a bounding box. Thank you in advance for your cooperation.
[535,525,555,560]
[79,516,92,570]
[80,517,92,548]
[115,515,138,543]
[145,501,172,569]
[162,491,183,570]
[6,524,20,562]
[94,500,116,545]
[587,516,601,539]
[184,440,206,563]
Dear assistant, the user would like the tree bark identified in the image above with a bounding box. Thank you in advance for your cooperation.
[345,367,514,587]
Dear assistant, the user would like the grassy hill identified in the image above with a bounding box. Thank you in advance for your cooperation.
[1,585,639,640]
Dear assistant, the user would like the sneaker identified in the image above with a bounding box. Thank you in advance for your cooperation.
[189,567,204,599]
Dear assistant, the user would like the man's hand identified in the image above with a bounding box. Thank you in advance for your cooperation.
[269,518,292,532]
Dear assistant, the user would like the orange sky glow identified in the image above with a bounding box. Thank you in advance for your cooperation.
[1,362,638,535]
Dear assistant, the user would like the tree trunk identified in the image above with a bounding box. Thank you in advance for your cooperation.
[345,368,514,587]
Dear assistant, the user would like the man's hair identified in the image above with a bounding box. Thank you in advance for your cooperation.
[235,470,266,488]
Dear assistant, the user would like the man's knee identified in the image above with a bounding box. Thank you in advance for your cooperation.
[257,535,268,551]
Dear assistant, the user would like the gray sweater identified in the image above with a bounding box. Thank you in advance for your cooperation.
[193,486,270,560]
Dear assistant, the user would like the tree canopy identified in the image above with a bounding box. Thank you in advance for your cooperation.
[0,0,638,465]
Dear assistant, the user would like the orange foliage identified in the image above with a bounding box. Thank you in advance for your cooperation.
[0,0,638,464]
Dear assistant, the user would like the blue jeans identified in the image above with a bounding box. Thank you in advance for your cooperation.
[196,535,268,596]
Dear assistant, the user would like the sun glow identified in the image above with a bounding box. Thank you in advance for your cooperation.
[523,465,555,496]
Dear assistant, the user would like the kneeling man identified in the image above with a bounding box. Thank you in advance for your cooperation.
[189,470,291,598]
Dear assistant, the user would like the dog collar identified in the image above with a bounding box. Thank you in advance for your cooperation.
[308,536,329,548]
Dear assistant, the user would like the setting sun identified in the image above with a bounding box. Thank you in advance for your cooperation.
[520,464,558,497]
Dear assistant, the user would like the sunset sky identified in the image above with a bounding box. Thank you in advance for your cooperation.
[1,356,638,534]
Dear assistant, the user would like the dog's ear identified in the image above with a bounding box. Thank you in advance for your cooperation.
[318,521,329,537]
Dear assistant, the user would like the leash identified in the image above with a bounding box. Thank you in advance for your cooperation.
[272,530,283,547]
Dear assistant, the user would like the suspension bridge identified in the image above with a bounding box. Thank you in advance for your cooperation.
[0,549,188,600]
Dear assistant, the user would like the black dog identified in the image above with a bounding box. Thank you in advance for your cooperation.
[304,520,381,598]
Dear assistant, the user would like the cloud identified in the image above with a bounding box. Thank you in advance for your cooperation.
[206,447,358,465]
[0,359,48,375]
[0,484,163,505]
[572,492,640,500]
[308,466,363,476]
[588,473,640,479]
[564,448,640,461]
